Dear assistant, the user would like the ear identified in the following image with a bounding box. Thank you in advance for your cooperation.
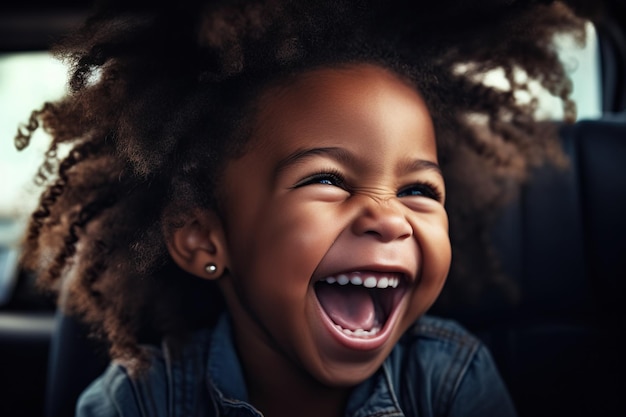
[165,210,229,280]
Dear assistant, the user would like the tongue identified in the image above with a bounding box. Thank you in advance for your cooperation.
[316,284,375,331]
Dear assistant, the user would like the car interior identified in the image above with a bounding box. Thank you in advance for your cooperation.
[1,1,625,416]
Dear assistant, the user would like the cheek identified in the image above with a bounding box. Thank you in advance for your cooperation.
[417,209,450,273]
[410,212,451,308]
[226,200,345,285]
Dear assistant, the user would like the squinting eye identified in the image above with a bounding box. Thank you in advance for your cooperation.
[397,183,442,201]
[295,171,346,188]
[313,177,336,186]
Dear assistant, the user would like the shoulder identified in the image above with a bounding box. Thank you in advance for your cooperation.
[76,329,213,417]
[403,315,484,367]
[391,315,485,388]
[75,346,169,417]
[390,315,517,417]
[405,314,481,348]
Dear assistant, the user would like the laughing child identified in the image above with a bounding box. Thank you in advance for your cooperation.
[15,0,585,416]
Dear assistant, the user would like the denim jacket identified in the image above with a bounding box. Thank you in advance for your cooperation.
[76,314,517,417]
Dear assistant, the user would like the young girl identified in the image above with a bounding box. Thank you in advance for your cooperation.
[16,0,585,416]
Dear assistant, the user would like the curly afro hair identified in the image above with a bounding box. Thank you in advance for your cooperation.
[15,0,586,366]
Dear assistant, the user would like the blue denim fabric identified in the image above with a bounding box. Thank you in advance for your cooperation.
[76,314,517,417]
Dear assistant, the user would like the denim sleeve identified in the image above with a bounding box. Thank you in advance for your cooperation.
[447,344,517,417]
[75,364,144,417]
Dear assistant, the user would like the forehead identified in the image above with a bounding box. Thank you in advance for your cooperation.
[249,64,436,156]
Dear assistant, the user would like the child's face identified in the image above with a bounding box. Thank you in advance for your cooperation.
[217,64,451,387]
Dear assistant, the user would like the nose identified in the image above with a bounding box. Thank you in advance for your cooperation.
[351,198,413,242]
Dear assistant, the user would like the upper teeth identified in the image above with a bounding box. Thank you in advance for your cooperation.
[323,272,400,289]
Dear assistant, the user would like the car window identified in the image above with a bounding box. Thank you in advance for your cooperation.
[476,21,601,121]
[556,21,602,120]
[0,51,68,221]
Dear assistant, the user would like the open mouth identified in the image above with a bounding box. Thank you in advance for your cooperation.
[314,271,407,340]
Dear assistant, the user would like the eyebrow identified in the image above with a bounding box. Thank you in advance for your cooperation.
[396,158,442,177]
[274,146,442,178]
[274,147,352,177]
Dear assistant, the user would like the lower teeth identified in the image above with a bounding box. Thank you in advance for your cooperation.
[335,324,381,338]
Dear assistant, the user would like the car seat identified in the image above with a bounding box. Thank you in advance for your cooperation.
[443,115,626,417]
[44,305,109,417]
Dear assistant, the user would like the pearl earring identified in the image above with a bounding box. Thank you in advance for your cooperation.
[204,263,218,275]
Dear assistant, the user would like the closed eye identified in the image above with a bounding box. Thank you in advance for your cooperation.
[397,182,442,202]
